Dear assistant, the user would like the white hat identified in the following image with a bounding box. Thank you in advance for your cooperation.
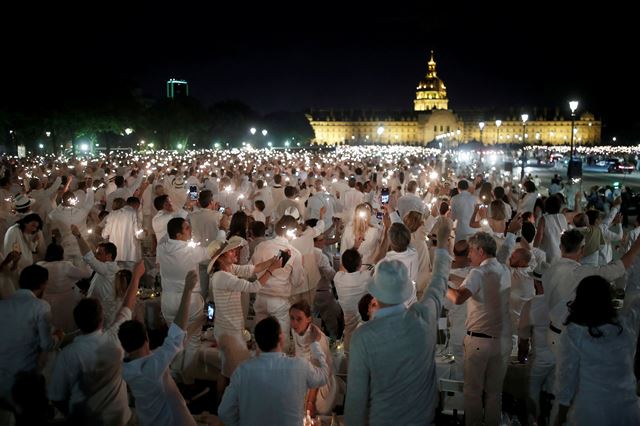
[207,236,246,274]
[367,259,412,305]
[172,176,185,189]
[14,194,36,210]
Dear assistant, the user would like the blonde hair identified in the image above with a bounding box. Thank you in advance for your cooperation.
[352,203,372,242]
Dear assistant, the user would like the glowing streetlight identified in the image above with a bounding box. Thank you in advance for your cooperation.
[284,141,290,147]
[495,119,502,144]
[267,141,273,148]
[261,129,268,136]
[177,143,183,150]
[124,128,133,135]
[478,122,485,143]
[45,131,51,137]
[250,127,257,135]
[520,114,529,181]
[38,143,44,149]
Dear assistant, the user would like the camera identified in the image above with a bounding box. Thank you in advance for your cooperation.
[189,185,198,201]
[380,187,390,205]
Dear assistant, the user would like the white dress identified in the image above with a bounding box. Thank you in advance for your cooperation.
[539,213,568,261]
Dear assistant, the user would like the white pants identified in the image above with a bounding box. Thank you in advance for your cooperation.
[254,294,291,351]
[463,335,511,426]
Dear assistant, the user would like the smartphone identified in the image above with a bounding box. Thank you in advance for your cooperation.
[278,249,291,266]
[376,211,384,220]
[206,302,215,321]
[189,185,198,201]
[380,187,390,205]
[218,206,225,214]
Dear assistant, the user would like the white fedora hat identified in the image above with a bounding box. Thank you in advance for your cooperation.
[207,236,246,274]
[14,194,36,210]
[367,259,412,305]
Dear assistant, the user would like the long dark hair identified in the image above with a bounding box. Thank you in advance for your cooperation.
[565,275,622,338]
[228,211,248,240]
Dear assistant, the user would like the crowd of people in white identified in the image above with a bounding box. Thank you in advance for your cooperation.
[0,146,639,425]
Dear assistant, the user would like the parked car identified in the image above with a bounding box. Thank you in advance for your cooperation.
[606,159,634,174]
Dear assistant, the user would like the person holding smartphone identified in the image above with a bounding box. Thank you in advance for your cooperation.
[207,237,282,387]
[340,203,383,266]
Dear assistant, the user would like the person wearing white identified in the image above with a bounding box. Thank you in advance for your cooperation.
[375,221,419,305]
[447,219,521,426]
[151,194,188,244]
[105,174,143,212]
[306,179,335,223]
[345,219,452,426]
[156,217,209,383]
[29,175,63,231]
[556,271,640,426]
[396,180,424,219]
[38,243,92,333]
[290,301,338,416]
[0,265,62,402]
[102,202,145,262]
[251,216,306,351]
[598,204,623,265]
[450,180,478,242]
[518,289,554,422]
[517,181,538,214]
[71,225,121,328]
[207,237,281,377]
[534,194,568,262]
[218,317,329,426]
[3,214,46,275]
[541,229,640,356]
[251,179,274,221]
[334,249,371,351]
[118,270,198,426]
[342,178,364,222]
[48,261,143,426]
[340,204,382,266]
[403,210,432,297]
[48,186,95,262]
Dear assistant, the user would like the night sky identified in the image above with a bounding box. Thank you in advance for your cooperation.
[2,2,637,140]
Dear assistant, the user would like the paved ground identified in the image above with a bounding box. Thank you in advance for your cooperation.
[517,164,640,190]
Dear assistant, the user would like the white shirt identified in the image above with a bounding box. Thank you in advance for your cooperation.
[30,176,62,223]
[251,236,305,299]
[218,343,329,426]
[334,269,371,319]
[84,251,120,328]
[450,191,477,241]
[0,289,57,397]
[39,260,91,332]
[542,257,625,331]
[397,193,424,219]
[518,296,553,365]
[102,206,144,262]
[48,189,95,259]
[49,307,132,425]
[461,257,512,338]
[156,239,209,295]
[151,208,188,243]
[3,224,43,273]
[122,323,195,426]
[189,207,221,245]
[105,175,143,212]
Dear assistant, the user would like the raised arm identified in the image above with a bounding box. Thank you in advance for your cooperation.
[174,270,198,330]
[497,216,522,264]
[121,261,145,312]
[420,218,453,310]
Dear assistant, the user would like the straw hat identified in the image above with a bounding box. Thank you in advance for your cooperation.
[367,259,412,305]
[172,175,185,190]
[207,236,246,273]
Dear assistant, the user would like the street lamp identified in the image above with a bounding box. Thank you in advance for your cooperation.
[250,128,257,135]
[261,129,268,136]
[569,100,579,160]
[520,114,528,181]
[479,122,485,143]
[377,126,384,144]
[495,119,502,144]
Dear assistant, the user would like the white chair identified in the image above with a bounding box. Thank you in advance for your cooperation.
[439,378,465,421]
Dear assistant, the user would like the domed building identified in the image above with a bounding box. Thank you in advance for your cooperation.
[306,52,601,146]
